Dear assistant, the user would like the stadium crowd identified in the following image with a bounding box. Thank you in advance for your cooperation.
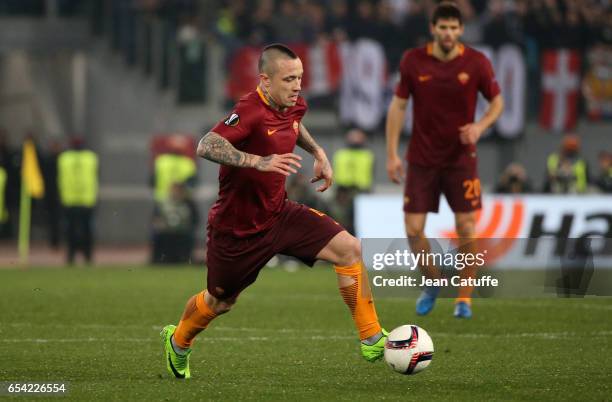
[124,0,612,50]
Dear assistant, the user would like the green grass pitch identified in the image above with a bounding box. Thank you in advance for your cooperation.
[0,265,611,401]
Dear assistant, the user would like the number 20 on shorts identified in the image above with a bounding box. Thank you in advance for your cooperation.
[462,178,481,200]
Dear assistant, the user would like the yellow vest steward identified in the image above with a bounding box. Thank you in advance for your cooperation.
[333,149,374,190]
[154,154,196,201]
[58,150,99,207]
[547,153,587,193]
[0,166,7,222]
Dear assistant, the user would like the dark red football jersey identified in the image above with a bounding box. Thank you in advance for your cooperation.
[395,43,501,168]
[208,88,307,237]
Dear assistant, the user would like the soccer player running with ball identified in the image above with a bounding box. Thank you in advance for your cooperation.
[161,44,387,379]
[385,2,504,319]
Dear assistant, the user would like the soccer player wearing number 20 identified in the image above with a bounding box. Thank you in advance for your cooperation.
[160,44,387,379]
[385,2,504,319]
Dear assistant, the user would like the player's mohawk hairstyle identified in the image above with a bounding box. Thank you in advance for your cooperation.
[258,43,298,73]
[431,1,462,25]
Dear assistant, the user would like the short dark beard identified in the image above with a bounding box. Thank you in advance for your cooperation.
[438,40,455,54]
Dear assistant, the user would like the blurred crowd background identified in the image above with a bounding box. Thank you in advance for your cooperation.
[0,0,610,264]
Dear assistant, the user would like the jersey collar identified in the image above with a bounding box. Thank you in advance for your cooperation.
[256,86,271,106]
[256,86,289,113]
[427,42,465,59]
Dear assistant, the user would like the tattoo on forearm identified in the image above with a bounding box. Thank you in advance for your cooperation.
[297,124,321,154]
[199,132,255,168]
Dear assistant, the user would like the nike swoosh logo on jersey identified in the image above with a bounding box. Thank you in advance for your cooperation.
[267,129,277,136]
[418,75,432,82]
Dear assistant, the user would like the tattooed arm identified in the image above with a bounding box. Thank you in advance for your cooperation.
[297,123,333,192]
[197,132,302,176]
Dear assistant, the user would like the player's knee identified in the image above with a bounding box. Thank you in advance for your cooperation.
[337,235,362,266]
[213,301,234,315]
[455,219,476,238]
[406,225,425,239]
[205,292,236,315]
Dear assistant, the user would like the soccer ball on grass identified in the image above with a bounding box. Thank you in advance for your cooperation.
[384,325,434,375]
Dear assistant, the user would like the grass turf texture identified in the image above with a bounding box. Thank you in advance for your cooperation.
[0,266,611,401]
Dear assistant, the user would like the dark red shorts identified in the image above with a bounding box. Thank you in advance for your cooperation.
[206,200,344,299]
[404,163,482,213]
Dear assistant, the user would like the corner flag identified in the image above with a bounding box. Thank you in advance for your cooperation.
[19,139,45,265]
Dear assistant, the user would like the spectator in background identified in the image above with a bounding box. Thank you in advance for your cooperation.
[328,186,355,234]
[333,128,375,193]
[58,137,99,265]
[348,0,379,40]
[557,0,589,49]
[286,173,325,211]
[271,0,304,44]
[331,129,375,234]
[153,136,197,202]
[524,0,562,49]
[455,0,482,44]
[302,1,327,43]
[597,6,612,45]
[0,131,10,233]
[595,151,612,193]
[248,0,275,45]
[214,0,249,55]
[151,182,199,264]
[0,157,7,237]
[482,0,525,48]
[375,0,405,68]
[41,138,63,248]
[495,162,533,193]
[402,0,433,48]
[544,134,590,194]
[326,0,349,42]
[0,129,20,239]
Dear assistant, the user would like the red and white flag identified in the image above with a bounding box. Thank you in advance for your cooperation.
[539,49,581,131]
[226,46,260,102]
[227,42,342,102]
[292,40,342,96]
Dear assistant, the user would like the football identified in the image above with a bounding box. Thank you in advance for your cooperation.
[384,325,434,375]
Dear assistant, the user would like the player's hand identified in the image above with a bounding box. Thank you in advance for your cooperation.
[254,153,302,176]
[311,154,333,192]
[459,123,485,145]
[387,154,404,184]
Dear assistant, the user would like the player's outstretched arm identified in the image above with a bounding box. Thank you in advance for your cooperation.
[197,132,302,176]
[297,123,333,192]
[385,95,408,184]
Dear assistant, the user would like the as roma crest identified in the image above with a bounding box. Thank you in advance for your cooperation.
[293,120,299,135]
[457,72,470,85]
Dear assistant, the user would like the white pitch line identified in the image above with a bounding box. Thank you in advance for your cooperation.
[2,331,612,344]
[2,322,334,334]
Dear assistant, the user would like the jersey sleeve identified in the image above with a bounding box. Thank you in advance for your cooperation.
[210,100,259,144]
[477,55,501,101]
[394,51,413,99]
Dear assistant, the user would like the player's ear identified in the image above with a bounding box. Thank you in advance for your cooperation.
[429,23,436,36]
[260,72,271,88]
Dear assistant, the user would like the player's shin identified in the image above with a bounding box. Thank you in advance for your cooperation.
[173,291,218,349]
[408,236,442,280]
[456,239,480,304]
[334,261,382,341]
